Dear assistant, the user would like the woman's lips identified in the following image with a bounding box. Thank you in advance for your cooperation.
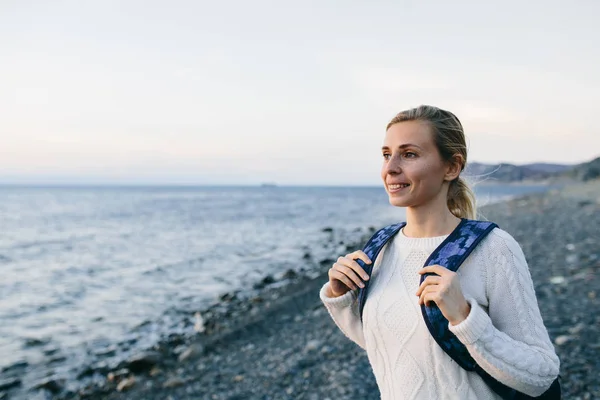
[388,183,410,193]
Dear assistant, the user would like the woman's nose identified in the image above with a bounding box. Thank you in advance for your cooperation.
[384,154,402,175]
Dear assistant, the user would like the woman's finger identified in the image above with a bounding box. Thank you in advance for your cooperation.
[418,285,431,305]
[419,285,440,306]
[415,275,442,296]
[418,265,450,276]
[332,262,366,288]
[349,250,372,266]
[338,256,370,281]
[329,268,358,290]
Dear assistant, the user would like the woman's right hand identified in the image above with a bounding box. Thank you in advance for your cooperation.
[328,250,372,297]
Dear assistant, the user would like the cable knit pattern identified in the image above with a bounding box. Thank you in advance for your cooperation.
[319,227,560,400]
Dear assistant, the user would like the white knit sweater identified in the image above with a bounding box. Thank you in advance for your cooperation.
[320,227,560,400]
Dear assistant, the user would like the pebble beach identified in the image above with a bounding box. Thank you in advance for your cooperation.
[2,180,599,400]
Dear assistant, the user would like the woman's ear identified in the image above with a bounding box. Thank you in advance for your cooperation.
[444,154,464,182]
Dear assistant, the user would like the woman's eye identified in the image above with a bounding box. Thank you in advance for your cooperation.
[382,153,391,160]
[404,152,417,158]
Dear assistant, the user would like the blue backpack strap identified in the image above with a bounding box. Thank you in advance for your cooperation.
[422,219,561,399]
[420,218,498,371]
[357,222,406,322]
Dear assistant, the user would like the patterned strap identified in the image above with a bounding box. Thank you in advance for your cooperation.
[357,222,406,322]
[420,218,498,371]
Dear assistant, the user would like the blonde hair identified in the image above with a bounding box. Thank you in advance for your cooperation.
[386,105,477,220]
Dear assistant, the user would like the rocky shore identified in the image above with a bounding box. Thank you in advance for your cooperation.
[2,180,599,400]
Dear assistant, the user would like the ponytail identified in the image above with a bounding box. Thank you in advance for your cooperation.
[447,177,477,220]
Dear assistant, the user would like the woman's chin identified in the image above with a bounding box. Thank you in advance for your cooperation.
[388,195,409,207]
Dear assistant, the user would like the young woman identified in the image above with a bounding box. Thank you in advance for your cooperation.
[319,105,560,399]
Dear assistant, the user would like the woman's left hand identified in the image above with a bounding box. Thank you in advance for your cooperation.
[416,265,471,326]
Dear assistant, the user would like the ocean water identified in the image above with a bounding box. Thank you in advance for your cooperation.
[0,184,554,392]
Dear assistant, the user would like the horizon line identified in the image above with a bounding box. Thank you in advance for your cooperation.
[0,181,552,189]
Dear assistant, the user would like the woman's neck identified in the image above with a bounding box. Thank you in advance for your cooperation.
[403,205,462,238]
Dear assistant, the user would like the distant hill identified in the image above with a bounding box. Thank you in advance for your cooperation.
[465,157,599,183]
[524,163,575,174]
[563,156,600,181]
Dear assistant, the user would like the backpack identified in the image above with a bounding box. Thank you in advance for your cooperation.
[355,218,561,400]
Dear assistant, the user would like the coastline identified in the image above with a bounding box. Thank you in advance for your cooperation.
[3,180,599,399]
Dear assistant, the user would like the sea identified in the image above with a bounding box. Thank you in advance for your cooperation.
[0,183,556,394]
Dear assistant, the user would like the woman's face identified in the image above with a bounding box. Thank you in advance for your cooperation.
[381,120,450,208]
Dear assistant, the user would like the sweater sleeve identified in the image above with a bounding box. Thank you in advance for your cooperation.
[318,246,388,350]
[448,228,560,397]
[319,282,366,349]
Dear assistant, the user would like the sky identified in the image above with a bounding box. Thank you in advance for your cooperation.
[1,0,599,185]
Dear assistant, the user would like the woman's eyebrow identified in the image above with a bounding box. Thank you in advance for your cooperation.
[381,144,423,151]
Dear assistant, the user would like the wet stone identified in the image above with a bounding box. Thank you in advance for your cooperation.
[219,292,237,302]
[181,344,205,363]
[107,368,130,382]
[163,377,186,388]
[23,337,50,347]
[0,377,21,391]
[94,345,117,357]
[116,376,135,392]
[282,269,298,279]
[1,360,29,374]
[43,346,60,356]
[124,351,161,373]
[33,377,65,394]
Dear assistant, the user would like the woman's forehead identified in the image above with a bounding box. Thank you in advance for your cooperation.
[383,121,433,148]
